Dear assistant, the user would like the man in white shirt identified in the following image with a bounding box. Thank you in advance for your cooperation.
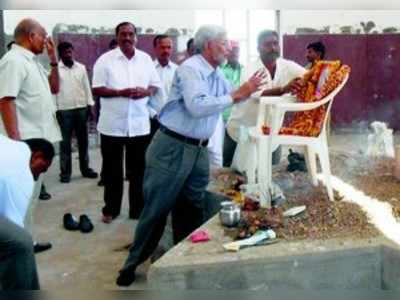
[0,135,55,290]
[56,41,98,183]
[227,30,306,170]
[0,19,61,146]
[0,136,55,229]
[0,18,61,252]
[92,22,162,223]
[148,34,178,136]
[146,34,179,260]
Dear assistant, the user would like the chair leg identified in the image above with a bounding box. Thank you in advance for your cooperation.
[259,137,274,207]
[247,143,257,184]
[247,166,256,184]
[305,146,318,186]
[257,138,268,185]
[326,112,331,145]
[319,143,334,201]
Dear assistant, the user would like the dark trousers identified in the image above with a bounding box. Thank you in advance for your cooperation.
[121,130,209,271]
[56,107,90,179]
[149,117,160,140]
[100,149,132,182]
[0,217,40,290]
[100,133,150,219]
[223,129,237,167]
[170,190,227,244]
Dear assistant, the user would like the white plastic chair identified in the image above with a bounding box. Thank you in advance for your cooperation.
[249,74,349,202]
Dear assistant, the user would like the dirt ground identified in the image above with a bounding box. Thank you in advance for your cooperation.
[211,132,400,242]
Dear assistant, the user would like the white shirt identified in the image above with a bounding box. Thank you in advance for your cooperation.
[0,135,34,228]
[148,59,178,117]
[92,47,162,137]
[56,60,94,110]
[0,44,61,143]
[227,58,306,141]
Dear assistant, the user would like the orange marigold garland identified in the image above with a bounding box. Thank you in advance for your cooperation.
[262,61,350,137]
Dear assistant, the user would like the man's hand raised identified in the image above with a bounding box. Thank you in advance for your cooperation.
[231,69,267,103]
[45,37,57,64]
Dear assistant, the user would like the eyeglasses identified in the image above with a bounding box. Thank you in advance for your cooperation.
[213,39,230,49]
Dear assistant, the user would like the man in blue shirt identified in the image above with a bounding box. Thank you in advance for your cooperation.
[116,25,265,286]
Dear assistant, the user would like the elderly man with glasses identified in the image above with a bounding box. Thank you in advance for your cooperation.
[116,24,266,287]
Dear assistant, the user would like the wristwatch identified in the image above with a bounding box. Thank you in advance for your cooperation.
[50,62,58,67]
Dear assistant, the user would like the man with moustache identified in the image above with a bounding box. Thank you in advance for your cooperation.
[116,25,266,286]
[146,35,179,261]
[0,18,61,253]
[305,41,326,69]
[92,22,161,223]
[56,41,98,183]
[148,34,178,137]
[227,30,306,169]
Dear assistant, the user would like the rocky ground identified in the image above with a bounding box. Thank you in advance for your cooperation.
[210,150,400,242]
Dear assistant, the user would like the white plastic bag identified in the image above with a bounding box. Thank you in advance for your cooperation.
[366,121,394,158]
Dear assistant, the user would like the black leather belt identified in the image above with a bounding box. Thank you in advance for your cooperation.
[160,125,209,147]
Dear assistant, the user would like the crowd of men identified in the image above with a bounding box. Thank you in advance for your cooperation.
[0,18,326,289]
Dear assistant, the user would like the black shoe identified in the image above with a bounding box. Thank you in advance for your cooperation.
[39,184,51,200]
[63,213,80,231]
[116,267,136,287]
[97,179,104,186]
[82,169,98,179]
[129,212,140,220]
[60,176,71,183]
[39,191,51,200]
[79,215,94,233]
[34,242,52,254]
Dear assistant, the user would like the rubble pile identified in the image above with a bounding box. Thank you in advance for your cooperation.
[209,153,382,241]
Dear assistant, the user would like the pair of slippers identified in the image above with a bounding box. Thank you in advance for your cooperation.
[63,213,94,233]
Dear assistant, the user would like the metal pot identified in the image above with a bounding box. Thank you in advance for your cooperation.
[219,202,241,227]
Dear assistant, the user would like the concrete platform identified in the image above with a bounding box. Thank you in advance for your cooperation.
[148,215,400,289]
[32,132,400,289]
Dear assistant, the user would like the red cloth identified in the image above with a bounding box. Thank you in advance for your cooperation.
[189,230,210,243]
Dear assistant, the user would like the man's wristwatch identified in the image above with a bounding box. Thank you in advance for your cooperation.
[50,62,58,67]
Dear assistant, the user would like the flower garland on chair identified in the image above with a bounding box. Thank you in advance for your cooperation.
[262,60,351,137]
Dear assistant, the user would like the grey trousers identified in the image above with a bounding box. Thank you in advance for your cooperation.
[0,216,40,290]
[157,191,228,253]
[24,175,43,237]
[121,130,210,271]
